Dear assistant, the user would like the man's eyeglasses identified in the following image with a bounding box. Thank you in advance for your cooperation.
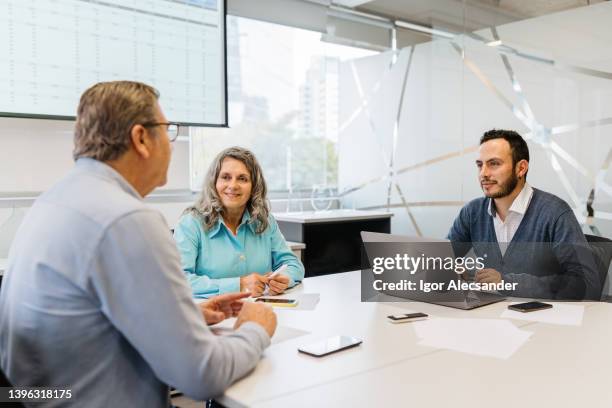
[142,122,180,142]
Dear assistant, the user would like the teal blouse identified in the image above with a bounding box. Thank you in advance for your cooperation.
[173,211,305,297]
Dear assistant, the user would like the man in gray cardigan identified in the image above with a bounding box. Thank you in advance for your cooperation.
[0,81,277,407]
[447,130,600,300]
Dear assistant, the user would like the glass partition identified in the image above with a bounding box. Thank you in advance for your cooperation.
[338,1,612,239]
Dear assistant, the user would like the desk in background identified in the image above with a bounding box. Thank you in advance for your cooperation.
[218,271,612,408]
[286,241,305,261]
[274,210,392,276]
[0,258,6,286]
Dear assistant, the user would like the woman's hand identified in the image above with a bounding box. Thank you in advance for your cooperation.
[267,273,290,295]
[240,273,270,297]
[200,292,250,324]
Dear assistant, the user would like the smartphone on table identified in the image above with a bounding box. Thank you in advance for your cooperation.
[298,335,362,357]
[255,297,298,307]
[508,301,553,313]
[387,312,428,324]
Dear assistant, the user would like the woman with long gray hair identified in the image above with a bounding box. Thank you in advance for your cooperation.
[174,146,304,298]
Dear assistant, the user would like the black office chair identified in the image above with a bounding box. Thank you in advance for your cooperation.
[585,234,612,301]
[0,366,26,407]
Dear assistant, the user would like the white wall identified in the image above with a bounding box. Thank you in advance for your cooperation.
[0,116,331,257]
[0,117,193,257]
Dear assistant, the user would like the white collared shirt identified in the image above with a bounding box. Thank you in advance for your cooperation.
[488,183,534,255]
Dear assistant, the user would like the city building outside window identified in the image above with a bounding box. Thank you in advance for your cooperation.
[189,16,376,197]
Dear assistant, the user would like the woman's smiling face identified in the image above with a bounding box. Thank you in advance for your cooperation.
[216,157,253,213]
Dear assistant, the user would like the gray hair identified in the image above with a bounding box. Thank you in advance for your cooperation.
[186,147,270,233]
[73,81,160,161]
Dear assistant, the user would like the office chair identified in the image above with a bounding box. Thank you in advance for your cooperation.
[0,366,26,407]
[584,234,612,300]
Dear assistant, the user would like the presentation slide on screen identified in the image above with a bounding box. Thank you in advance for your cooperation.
[0,0,226,125]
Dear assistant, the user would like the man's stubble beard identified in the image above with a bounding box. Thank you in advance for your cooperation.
[483,171,519,199]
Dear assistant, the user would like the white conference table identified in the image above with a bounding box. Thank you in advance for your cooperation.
[217,271,612,408]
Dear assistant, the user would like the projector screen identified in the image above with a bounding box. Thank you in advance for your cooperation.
[0,0,227,126]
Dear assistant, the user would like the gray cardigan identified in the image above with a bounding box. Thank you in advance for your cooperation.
[447,188,601,300]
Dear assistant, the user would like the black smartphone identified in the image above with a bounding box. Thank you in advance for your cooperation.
[387,312,428,324]
[298,336,362,357]
[255,298,298,307]
[508,301,553,313]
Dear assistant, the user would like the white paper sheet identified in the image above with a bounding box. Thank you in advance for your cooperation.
[269,325,310,344]
[211,320,308,344]
[413,318,532,359]
[500,303,585,326]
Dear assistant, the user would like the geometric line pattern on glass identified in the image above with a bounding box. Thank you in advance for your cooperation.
[387,46,415,211]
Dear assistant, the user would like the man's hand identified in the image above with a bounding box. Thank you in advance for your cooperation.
[267,273,290,295]
[240,273,269,297]
[234,301,277,338]
[475,268,502,284]
[199,292,250,325]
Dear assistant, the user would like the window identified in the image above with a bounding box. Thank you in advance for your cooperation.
[189,16,376,192]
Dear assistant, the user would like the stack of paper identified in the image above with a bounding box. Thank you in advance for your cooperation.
[413,318,532,359]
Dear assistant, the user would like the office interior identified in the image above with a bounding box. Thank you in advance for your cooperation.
[2,0,612,407]
[3,0,611,253]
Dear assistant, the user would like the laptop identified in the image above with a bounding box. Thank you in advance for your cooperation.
[360,231,505,310]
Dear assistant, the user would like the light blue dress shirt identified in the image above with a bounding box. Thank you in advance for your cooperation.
[174,211,305,297]
[0,159,270,408]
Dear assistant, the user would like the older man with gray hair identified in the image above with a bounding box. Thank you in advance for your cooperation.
[0,81,277,407]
